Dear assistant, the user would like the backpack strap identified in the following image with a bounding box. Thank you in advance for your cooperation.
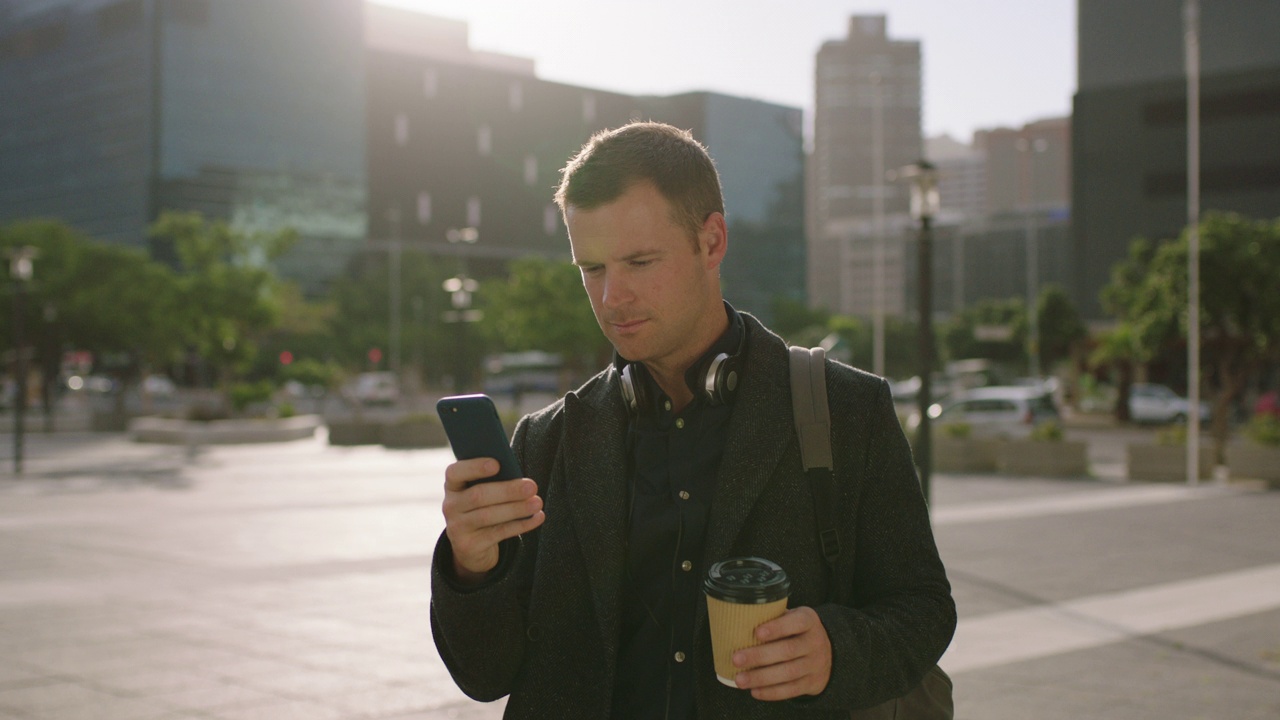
[788,346,840,564]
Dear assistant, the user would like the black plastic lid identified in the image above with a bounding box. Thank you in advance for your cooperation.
[703,557,790,604]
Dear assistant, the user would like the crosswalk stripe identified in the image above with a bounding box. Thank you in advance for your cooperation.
[932,484,1236,526]
[942,563,1280,673]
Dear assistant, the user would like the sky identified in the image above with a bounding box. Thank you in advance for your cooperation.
[371,0,1077,143]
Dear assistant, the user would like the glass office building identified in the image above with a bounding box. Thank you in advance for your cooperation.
[0,0,367,292]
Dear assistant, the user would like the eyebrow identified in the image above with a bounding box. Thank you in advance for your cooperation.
[573,249,660,268]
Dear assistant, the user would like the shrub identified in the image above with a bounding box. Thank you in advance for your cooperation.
[942,422,972,439]
[229,380,275,414]
[276,402,295,419]
[1029,420,1064,442]
[1157,424,1187,447]
[1246,413,1280,447]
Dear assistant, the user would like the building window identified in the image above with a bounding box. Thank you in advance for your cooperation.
[509,82,523,112]
[467,197,482,228]
[524,156,538,186]
[394,113,409,146]
[544,205,560,236]
[423,68,438,98]
[478,125,492,156]
[417,192,432,224]
[583,95,597,124]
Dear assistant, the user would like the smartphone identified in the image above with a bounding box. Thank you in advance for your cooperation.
[436,394,523,485]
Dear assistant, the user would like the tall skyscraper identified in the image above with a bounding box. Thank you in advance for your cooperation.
[809,15,922,317]
[1073,0,1280,317]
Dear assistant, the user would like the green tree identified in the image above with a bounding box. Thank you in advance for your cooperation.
[0,220,186,410]
[479,256,609,389]
[1036,284,1087,373]
[1102,212,1280,461]
[149,212,297,391]
[326,249,467,389]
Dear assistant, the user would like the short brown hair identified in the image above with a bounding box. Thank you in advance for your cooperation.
[555,122,725,241]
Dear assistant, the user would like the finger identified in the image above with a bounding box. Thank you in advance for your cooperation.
[444,458,500,491]
[747,675,815,702]
[754,607,817,643]
[452,508,546,559]
[452,491,543,534]
[733,633,807,673]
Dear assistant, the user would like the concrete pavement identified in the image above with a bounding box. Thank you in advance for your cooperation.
[1,432,1277,719]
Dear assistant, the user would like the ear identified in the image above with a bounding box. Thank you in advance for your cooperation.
[698,212,728,270]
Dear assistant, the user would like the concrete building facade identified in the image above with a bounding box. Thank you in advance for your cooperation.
[809,14,922,318]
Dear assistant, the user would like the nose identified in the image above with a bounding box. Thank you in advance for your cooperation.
[600,268,632,310]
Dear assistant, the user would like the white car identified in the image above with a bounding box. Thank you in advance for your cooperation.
[909,386,1061,439]
[1128,383,1211,424]
[347,372,399,406]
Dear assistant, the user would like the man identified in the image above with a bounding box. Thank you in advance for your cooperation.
[432,122,955,719]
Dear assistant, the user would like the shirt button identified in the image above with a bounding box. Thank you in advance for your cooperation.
[679,491,690,500]
[681,560,692,572]
[675,418,685,429]
[664,399,672,411]
[674,651,686,663]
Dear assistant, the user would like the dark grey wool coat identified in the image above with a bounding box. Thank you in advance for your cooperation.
[431,314,956,718]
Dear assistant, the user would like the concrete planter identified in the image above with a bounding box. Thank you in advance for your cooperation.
[933,436,998,473]
[1127,443,1213,483]
[130,414,321,444]
[1227,443,1280,487]
[326,420,385,446]
[380,419,449,449]
[996,440,1088,477]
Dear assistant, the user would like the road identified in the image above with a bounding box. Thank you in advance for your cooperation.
[0,431,1276,719]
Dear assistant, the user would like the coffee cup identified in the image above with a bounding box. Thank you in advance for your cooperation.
[703,557,791,687]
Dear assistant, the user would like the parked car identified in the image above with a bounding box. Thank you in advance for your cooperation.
[908,385,1061,439]
[346,371,399,406]
[1128,383,1211,425]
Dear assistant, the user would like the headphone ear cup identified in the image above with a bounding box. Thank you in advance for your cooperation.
[703,352,742,406]
[620,363,649,415]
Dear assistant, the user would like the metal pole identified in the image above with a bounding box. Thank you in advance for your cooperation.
[13,278,26,474]
[916,213,934,503]
[388,208,402,380]
[1026,140,1041,380]
[872,71,886,377]
[1185,0,1201,485]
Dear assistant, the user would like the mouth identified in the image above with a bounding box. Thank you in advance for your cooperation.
[608,318,647,335]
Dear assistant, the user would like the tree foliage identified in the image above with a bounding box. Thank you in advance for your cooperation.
[1101,212,1280,459]
[1037,284,1088,373]
[479,256,610,384]
[149,212,298,386]
[0,220,186,386]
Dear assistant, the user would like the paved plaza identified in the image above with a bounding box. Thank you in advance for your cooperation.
[0,431,1277,719]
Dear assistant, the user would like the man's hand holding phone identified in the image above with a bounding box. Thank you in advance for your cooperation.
[442,460,545,583]
[437,395,546,584]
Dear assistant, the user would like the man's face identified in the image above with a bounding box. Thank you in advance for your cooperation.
[566,182,726,376]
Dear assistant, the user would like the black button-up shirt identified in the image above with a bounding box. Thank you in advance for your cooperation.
[611,307,744,720]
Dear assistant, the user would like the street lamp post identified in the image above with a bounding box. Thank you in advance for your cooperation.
[444,228,481,391]
[8,247,36,474]
[1018,136,1048,380]
[904,162,939,504]
[387,208,402,380]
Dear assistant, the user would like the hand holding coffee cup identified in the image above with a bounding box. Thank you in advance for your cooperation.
[703,557,791,687]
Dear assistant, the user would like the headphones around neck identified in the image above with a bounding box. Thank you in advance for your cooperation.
[617,331,745,415]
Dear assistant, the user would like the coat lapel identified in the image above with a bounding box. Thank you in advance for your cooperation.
[561,378,631,657]
[702,318,795,567]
